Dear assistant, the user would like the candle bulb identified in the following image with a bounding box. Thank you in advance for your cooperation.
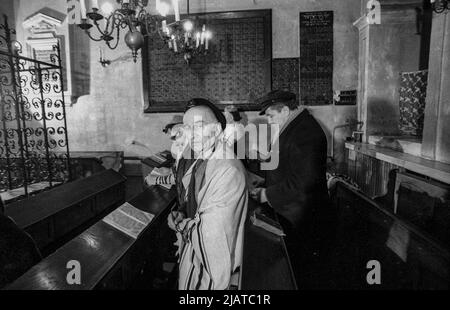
[171,35,178,52]
[162,20,168,35]
[205,31,211,50]
[200,24,205,45]
[173,39,178,52]
[172,0,180,22]
[92,0,99,10]
[196,32,200,48]
[80,0,87,19]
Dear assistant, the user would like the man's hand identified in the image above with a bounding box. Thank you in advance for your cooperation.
[167,211,185,231]
[249,187,268,204]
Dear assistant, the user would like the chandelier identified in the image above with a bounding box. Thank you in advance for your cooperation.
[77,0,211,63]
[431,0,449,13]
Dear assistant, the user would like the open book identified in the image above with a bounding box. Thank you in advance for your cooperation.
[150,150,171,165]
[102,202,155,239]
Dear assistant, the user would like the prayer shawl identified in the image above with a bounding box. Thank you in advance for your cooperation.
[177,143,248,290]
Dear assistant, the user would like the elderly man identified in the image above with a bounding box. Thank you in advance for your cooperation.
[250,90,335,289]
[168,98,248,290]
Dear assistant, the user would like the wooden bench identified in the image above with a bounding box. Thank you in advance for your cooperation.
[5,169,126,256]
[240,200,297,290]
[4,185,176,290]
[332,180,450,289]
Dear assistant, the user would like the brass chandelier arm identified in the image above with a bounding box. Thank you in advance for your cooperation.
[84,30,104,42]
[106,25,122,50]
[77,0,210,64]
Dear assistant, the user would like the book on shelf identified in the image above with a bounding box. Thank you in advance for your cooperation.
[102,202,155,239]
[143,150,173,168]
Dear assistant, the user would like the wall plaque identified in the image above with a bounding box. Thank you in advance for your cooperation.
[299,11,333,106]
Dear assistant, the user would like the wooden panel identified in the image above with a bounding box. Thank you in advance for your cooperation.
[5,169,126,255]
[24,219,53,250]
[5,221,134,290]
[395,172,450,247]
[143,10,272,112]
[351,152,398,198]
[346,142,450,187]
[333,181,450,289]
[240,200,296,290]
[5,169,126,228]
[53,200,94,238]
[95,185,124,212]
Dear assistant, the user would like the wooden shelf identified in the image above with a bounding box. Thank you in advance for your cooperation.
[346,142,450,184]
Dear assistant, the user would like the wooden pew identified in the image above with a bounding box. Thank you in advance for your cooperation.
[332,180,450,289]
[240,200,297,290]
[4,185,176,290]
[5,169,126,256]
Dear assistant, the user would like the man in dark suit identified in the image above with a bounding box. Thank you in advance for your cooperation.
[250,90,335,289]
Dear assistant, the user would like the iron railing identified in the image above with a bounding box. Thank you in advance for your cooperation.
[0,14,71,200]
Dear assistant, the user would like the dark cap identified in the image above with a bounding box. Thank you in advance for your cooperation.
[256,90,296,115]
[185,98,227,131]
[163,115,184,133]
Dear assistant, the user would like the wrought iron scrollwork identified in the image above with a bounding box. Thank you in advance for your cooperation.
[0,14,71,201]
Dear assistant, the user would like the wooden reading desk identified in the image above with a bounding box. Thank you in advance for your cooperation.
[240,200,297,290]
[5,185,176,290]
[5,169,126,256]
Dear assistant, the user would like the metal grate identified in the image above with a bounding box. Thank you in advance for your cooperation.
[0,15,71,201]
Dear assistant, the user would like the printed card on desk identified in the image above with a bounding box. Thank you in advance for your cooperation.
[103,202,155,239]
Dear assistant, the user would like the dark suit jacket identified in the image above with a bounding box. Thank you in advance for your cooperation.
[265,109,332,248]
